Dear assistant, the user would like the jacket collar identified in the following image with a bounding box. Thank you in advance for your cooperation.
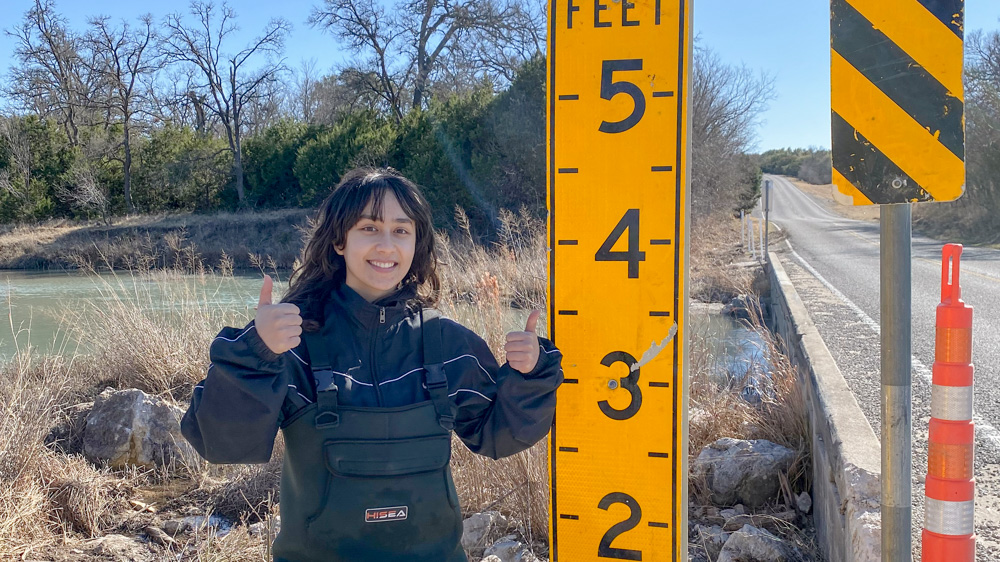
[327,281,418,329]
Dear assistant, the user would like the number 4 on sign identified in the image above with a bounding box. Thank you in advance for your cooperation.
[596,209,645,278]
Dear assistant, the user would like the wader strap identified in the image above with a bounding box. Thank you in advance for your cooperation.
[421,309,455,431]
[303,331,340,429]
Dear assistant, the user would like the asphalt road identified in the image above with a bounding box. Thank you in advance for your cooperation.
[762,174,1000,559]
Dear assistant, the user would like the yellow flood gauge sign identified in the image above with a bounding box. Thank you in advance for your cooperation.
[831,0,965,205]
[546,0,691,560]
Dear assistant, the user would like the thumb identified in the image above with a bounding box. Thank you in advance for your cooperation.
[258,275,273,308]
[524,310,540,334]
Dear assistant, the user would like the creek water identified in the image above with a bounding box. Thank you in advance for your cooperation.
[0,271,766,383]
[0,270,269,361]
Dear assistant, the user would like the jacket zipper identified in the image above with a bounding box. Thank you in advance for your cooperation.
[370,306,386,406]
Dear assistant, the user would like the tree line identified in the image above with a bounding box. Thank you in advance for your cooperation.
[0,0,771,235]
[756,148,832,185]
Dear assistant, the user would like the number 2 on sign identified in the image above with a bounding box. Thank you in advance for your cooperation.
[598,492,642,560]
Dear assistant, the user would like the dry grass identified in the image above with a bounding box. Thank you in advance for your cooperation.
[687,293,813,556]
[0,208,310,271]
[0,207,810,560]
[689,217,757,303]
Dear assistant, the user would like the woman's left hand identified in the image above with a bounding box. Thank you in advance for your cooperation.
[505,310,541,374]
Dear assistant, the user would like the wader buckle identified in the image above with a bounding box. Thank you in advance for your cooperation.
[315,411,341,429]
[313,368,341,429]
[424,364,455,430]
[437,414,456,431]
[313,368,337,392]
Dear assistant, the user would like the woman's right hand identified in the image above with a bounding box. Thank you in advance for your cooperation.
[254,275,302,354]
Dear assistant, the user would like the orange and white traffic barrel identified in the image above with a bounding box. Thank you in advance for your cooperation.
[921,243,975,561]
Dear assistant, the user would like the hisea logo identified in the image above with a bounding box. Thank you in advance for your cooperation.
[365,506,408,523]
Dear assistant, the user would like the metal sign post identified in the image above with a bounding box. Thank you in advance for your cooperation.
[881,202,913,560]
[763,179,771,262]
[547,0,692,559]
[831,1,964,558]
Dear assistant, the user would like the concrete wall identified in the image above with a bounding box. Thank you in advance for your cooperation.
[767,254,882,562]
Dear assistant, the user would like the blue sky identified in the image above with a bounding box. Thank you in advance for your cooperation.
[2,0,999,151]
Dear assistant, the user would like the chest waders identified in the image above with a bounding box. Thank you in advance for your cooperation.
[272,312,467,562]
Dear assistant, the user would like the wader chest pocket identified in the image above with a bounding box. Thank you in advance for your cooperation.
[323,434,451,478]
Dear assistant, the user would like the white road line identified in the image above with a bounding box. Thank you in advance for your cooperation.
[785,240,1000,454]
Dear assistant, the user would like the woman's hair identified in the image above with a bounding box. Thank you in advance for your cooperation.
[281,167,440,331]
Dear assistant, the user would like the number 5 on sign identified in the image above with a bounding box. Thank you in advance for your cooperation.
[547,0,692,560]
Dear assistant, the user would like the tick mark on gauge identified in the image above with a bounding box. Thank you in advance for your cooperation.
[558,240,578,245]
[559,447,578,452]
[650,239,671,245]
[648,452,669,458]
[648,521,670,528]
[649,311,671,317]
[648,382,670,388]
[558,310,578,315]
[651,166,673,172]
[563,379,579,384]
[558,168,578,174]
[652,91,674,97]
[560,514,579,520]
[558,94,579,100]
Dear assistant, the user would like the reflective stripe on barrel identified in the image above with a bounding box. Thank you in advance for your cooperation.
[931,384,973,421]
[924,498,975,536]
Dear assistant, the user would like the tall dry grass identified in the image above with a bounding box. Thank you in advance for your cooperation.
[437,208,551,551]
[0,208,810,560]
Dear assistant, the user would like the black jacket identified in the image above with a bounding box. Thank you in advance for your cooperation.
[181,282,563,464]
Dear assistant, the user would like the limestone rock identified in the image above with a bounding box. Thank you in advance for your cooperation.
[144,525,176,546]
[248,516,281,537]
[84,534,153,562]
[693,438,796,508]
[694,524,729,560]
[796,491,812,514]
[84,388,197,469]
[717,524,805,562]
[463,511,509,555]
[483,534,539,562]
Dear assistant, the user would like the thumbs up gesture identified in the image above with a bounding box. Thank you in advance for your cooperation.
[254,275,303,354]
[505,310,541,374]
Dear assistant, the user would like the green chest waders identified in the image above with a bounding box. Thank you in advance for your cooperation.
[272,313,467,562]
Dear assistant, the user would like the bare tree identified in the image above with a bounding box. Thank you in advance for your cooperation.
[161,1,289,207]
[309,0,407,121]
[57,165,111,225]
[958,30,1000,235]
[0,117,32,205]
[5,0,94,146]
[84,14,157,213]
[309,0,541,120]
[690,44,775,221]
[291,58,321,122]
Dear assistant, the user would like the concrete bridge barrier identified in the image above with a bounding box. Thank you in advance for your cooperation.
[767,253,882,561]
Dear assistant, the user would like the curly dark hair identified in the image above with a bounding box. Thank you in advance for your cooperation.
[281,167,440,331]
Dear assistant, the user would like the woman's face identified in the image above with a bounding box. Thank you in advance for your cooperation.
[335,191,417,302]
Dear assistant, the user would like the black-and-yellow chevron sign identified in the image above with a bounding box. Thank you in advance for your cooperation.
[831,0,965,205]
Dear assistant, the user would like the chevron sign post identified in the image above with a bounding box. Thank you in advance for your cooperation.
[830,2,966,561]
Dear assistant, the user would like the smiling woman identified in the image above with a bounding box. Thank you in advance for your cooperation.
[335,191,417,302]
[180,167,564,562]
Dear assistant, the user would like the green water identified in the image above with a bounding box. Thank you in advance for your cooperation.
[0,270,758,379]
[0,270,274,361]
